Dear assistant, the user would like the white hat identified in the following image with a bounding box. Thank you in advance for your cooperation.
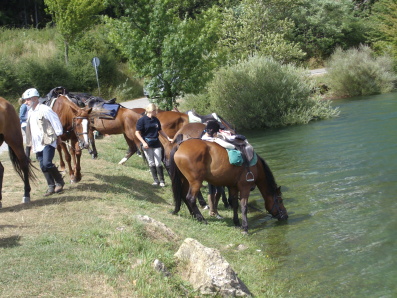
[22,88,40,99]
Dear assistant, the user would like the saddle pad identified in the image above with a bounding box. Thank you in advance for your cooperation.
[226,149,258,166]
[99,103,120,119]
[227,149,243,166]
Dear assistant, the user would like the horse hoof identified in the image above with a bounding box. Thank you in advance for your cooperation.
[22,197,30,204]
[241,230,249,235]
[215,214,224,220]
[202,205,209,210]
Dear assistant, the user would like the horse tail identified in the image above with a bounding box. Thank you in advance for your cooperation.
[8,146,37,183]
[169,145,183,214]
[257,154,277,194]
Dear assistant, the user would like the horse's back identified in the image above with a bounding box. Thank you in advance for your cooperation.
[157,111,189,137]
[175,139,234,185]
[175,122,205,140]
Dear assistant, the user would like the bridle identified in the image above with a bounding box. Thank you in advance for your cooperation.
[269,191,287,220]
[72,116,90,150]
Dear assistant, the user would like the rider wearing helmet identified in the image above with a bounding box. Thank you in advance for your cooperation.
[22,88,65,196]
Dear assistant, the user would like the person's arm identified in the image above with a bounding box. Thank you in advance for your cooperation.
[159,129,172,142]
[46,108,64,136]
[135,130,149,149]
[19,105,27,122]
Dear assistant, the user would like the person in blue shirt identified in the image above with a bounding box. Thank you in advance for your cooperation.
[19,97,31,158]
[135,104,172,187]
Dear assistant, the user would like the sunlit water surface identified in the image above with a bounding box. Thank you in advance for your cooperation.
[243,93,397,297]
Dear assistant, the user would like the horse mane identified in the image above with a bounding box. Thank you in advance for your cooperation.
[257,154,278,194]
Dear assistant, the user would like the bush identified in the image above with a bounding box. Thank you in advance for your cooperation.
[195,56,338,129]
[325,45,397,97]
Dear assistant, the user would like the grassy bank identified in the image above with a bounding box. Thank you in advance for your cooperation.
[0,134,285,297]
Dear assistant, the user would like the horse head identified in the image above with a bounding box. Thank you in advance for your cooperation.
[72,107,92,150]
[268,186,288,221]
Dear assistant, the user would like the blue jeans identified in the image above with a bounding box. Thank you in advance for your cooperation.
[36,145,56,172]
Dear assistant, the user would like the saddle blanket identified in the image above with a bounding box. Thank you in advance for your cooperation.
[227,149,257,166]
[98,103,120,119]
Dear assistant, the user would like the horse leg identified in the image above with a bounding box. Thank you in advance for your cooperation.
[208,191,223,219]
[197,190,209,209]
[69,141,79,183]
[221,187,230,208]
[57,144,66,172]
[186,184,207,223]
[88,129,98,159]
[61,142,75,183]
[239,189,251,234]
[72,141,82,182]
[118,134,138,165]
[228,188,240,227]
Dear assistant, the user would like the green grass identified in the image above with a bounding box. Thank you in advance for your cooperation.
[0,134,284,297]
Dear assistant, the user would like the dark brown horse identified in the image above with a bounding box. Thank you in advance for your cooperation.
[0,97,37,208]
[170,139,288,233]
[51,95,93,183]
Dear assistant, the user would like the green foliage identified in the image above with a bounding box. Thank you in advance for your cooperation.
[0,27,142,101]
[288,0,368,60]
[179,93,212,114]
[200,56,339,129]
[45,0,106,63]
[0,58,20,98]
[325,45,397,97]
[368,0,397,69]
[105,0,223,110]
[218,0,305,64]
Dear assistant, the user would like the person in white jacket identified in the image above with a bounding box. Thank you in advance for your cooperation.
[22,88,65,196]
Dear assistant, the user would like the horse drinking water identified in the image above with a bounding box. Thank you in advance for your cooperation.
[169,139,288,233]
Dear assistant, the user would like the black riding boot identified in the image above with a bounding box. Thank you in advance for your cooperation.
[47,166,65,193]
[149,166,159,186]
[43,171,55,196]
[157,166,165,187]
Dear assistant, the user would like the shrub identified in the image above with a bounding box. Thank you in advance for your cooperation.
[198,56,338,129]
[325,45,397,97]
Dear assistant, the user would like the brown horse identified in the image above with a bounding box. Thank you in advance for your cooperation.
[0,97,37,208]
[87,106,143,165]
[170,139,288,233]
[51,95,93,183]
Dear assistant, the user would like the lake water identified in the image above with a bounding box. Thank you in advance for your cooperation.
[244,93,397,297]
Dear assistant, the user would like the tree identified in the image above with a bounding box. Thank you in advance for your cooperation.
[288,0,368,60]
[218,0,305,65]
[104,0,222,110]
[44,0,106,64]
[368,0,397,66]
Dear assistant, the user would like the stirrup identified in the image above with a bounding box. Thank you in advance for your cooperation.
[246,171,254,182]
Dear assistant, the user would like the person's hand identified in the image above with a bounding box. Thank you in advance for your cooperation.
[142,141,149,149]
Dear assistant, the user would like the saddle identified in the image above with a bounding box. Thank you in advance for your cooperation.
[40,86,116,109]
[217,133,256,166]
